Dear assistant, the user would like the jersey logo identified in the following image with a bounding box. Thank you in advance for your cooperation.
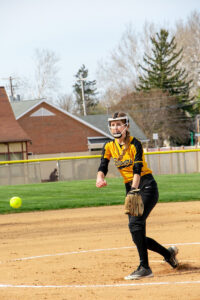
[113,158,133,169]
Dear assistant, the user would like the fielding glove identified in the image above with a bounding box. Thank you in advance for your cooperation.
[124,188,144,216]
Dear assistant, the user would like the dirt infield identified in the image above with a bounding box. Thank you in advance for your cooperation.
[0,201,199,300]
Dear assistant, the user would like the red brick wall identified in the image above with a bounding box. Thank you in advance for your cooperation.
[0,87,30,143]
[18,103,104,154]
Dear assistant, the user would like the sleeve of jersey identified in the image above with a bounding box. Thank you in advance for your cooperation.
[133,139,143,175]
[98,142,111,176]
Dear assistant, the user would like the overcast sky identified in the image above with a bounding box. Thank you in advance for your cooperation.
[0,0,200,99]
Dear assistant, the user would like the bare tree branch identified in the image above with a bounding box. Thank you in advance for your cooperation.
[174,11,200,96]
[33,48,60,100]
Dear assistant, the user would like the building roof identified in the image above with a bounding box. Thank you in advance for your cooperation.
[80,114,148,142]
[0,87,31,143]
[11,99,113,139]
[11,99,41,117]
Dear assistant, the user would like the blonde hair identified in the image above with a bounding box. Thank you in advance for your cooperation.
[111,112,130,160]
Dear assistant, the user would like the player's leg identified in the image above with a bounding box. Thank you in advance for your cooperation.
[140,180,179,268]
[146,237,179,268]
[125,187,158,280]
[125,180,159,280]
[141,185,179,268]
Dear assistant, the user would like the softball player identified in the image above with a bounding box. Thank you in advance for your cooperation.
[96,112,179,280]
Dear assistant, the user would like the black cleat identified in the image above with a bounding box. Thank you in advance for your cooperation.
[124,265,153,280]
[164,246,179,268]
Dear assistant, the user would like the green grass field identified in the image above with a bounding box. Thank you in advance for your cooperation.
[0,173,200,214]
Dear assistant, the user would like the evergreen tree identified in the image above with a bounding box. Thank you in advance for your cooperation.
[137,29,193,112]
[73,65,98,115]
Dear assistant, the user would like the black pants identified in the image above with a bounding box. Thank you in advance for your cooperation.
[125,174,170,269]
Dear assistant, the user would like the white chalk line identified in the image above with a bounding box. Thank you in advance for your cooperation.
[6,242,200,263]
[0,280,200,289]
[1,242,200,290]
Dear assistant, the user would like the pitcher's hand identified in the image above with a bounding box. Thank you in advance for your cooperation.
[96,178,107,188]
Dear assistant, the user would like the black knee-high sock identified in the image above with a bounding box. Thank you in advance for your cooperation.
[132,230,149,269]
[146,237,170,259]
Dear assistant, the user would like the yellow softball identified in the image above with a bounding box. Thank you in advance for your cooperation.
[10,196,22,209]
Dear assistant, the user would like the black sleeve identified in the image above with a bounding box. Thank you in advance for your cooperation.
[97,142,111,176]
[132,138,143,175]
[98,158,110,176]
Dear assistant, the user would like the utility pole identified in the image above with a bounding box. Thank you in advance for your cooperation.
[1,76,17,99]
[78,75,87,116]
[9,76,14,98]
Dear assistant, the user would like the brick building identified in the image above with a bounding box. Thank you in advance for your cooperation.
[11,100,112,155]
[9,91,148,157]
[0,87,30,161]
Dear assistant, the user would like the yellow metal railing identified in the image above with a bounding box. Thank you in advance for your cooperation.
[0,148,200,165]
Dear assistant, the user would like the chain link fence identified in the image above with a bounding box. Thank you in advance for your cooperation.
[0,150,200,185]
[0,162,41,185]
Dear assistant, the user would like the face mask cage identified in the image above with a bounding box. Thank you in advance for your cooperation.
[108,116,129,138]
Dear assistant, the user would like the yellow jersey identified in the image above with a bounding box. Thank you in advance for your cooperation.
[98,136,152,183]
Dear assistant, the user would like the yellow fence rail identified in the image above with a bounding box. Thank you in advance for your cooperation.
[0,148,200,185]
[1,149,200,165]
